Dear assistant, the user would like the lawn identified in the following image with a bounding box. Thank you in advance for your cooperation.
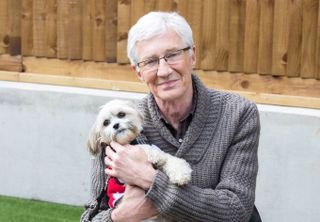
[0,195,83,222]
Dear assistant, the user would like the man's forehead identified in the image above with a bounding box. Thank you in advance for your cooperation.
[135,31,184,60]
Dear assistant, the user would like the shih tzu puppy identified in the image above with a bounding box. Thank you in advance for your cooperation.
[87,99,192,214]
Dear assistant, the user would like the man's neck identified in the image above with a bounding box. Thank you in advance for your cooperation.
[155,88,194,130]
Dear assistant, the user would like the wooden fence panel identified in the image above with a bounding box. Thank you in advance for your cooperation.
[156,0,173,11]
[301,0,319,78]
[317,1,320,79]
[92,0,106,61]
[176,0,188,17]
[229,0,245,73]
[105,0,117,63]
[0,0,9,54]
[258,0,274,75]
[215,0,230,71]
[8,0,21,55]
[272,0,290,76]
[33,0,46,57]
[57,0,69,59]
[144,0,157,12]
[188,0,202,70]
[244,0,260,74]
[21,0,33,56]
[33,0,57,58]
[68,0,81,60]
[131,0,145,25]
[82,0,93,61]
[287,0,302,77]
[45,0,56,58]
[117,0,130,64]
[200,0,216,70]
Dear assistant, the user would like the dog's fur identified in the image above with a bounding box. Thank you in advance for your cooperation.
[87,99,192,220]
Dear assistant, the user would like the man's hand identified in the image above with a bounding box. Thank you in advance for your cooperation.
[105,141,157,190]
[111,185,158,222]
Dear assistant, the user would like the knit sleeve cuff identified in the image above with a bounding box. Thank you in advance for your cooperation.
[91,209,113,222]
[145,170,171,214]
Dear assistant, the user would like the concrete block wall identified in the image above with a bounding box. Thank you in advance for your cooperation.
[256,105,320,221]
[0,81,144,205]
[0,80,319,221]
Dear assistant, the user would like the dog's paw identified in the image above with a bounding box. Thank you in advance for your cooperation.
[141,144,167,167]
[162,155,192,186]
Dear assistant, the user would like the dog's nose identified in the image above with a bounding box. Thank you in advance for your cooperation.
[113,123,119,130]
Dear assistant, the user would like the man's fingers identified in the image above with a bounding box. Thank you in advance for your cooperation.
[105,146,116,160]
[105,167,114,177]
[104,155,112,167]
[110,141,123,152]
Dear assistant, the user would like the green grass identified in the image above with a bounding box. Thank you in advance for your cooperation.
[0,195,83,222]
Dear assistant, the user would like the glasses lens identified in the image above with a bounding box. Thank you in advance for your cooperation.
[140,59,158,72]
[165,50,184,64]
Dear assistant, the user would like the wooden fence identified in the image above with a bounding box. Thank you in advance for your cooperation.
[0,0,319,79]
[0,0,320,109]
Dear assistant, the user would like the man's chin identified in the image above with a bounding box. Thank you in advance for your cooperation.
[156,90,184,101]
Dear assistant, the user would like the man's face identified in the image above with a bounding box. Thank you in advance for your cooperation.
[134,29,196,102]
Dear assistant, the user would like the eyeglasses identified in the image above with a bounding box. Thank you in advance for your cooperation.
[137,46,191,74]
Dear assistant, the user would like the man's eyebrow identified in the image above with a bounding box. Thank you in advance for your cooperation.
[140,47,180,61]
[139,54,157,61]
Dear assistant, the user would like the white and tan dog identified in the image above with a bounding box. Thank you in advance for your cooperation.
[87,98,192,189]
[87,99,192,221]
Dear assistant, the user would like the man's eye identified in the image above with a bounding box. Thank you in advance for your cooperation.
[144,59,158,66]
[117,112,126,118]
[103,119,110,126]
[166,51,180,59]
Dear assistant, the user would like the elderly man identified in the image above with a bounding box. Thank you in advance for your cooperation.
[81,11,261,222]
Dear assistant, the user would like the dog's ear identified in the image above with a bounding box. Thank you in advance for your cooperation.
[126,100,144,121]
[86,120,102,156]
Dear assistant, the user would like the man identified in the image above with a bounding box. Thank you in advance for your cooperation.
[81,11,261,222]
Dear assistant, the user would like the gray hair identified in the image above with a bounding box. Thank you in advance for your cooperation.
[127,11,194,65]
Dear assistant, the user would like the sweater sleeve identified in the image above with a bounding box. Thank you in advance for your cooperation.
[145,101,260,222]
[80,155,113,222]
[80,132,152,222]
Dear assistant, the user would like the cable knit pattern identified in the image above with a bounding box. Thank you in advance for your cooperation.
[80,153,113,222]
[80,74,260,222]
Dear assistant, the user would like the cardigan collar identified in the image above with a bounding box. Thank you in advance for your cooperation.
[153,83,198,140]
[147,74,223,163]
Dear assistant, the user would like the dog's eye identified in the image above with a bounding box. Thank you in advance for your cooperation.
[117,112,126,118]
[103,119,110,126]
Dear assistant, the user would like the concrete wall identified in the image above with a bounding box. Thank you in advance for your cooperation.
[256,105,320,221]
[0,80,144,206]
[0,80,319,221]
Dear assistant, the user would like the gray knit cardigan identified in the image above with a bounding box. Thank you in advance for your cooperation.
[80,75,260,222]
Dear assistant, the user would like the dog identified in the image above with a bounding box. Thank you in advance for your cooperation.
[87,99,192,221]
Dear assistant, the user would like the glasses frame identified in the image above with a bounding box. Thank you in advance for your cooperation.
[136,46,191,72]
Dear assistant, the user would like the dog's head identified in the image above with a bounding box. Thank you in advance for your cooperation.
[87,99,143,156]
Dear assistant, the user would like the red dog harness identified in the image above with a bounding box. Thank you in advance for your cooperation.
[106,176,125,208]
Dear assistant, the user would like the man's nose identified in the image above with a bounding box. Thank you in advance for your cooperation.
[157,58,172,76]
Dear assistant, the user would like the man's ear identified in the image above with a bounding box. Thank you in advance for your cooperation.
[191,46,196,69]
[132,65,144,82]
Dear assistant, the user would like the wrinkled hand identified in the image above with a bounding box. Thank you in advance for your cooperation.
[105,141,156,190]
[111,185,158,222]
